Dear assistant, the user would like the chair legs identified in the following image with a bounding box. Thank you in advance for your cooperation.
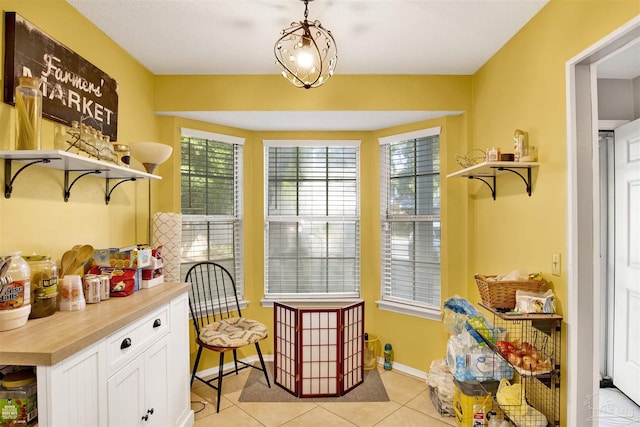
[216,352,225,413]
[190,343,270,413]
[190,346,203,387]
[255,342,271,388]
[232,349,239,374]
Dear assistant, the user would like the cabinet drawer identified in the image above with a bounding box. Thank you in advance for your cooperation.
[106,304,171,376]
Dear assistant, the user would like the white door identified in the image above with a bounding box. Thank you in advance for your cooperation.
[613,118,640,405]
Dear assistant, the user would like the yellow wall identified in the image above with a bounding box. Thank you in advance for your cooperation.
[470,1,639,425]
[470,0,639,304]
[0,0,159,258]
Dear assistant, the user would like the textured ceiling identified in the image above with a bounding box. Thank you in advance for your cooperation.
[66,0,550,75]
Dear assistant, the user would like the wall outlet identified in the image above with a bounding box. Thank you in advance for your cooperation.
[552,253,561,276]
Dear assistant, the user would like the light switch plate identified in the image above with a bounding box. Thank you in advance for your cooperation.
[552,253,561,276]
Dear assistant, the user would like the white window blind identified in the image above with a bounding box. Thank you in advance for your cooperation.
[180,131,243,295]
[264,141,360,299]
[380,127,440,311]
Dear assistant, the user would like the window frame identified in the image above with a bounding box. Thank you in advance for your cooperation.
[377,127,442,320]
[262,139,362,306]
[180,127,245,307]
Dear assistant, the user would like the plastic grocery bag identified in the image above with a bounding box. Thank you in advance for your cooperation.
[514,289,556,314]
[426,358,454,400]
[496,379,548,427]
[426,358,454,416]
[496,379,526,414]
[443,295,484,335]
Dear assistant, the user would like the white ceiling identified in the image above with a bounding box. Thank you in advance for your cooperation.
[597,39,640,80]
[65,0,638,131]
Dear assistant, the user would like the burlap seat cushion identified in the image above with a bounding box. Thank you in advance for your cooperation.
[199,317,268,348]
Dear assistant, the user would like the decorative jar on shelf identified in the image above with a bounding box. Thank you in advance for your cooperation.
[14,76,43,150]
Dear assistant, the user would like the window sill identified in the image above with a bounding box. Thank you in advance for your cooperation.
[261,296,363,308]
[375,300,441,321]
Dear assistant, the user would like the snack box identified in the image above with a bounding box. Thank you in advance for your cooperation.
[142,275,164,289]
[92,247,152,269]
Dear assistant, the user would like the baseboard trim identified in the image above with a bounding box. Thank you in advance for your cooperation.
[195,355,427,381]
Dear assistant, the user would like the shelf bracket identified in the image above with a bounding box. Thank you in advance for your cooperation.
[5,158,53,198]
[105,177,137,205]
[64,170,103,202]
[496,167,533,196]
[467,175,496,200]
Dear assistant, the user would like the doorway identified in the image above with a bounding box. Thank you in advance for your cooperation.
[566,16,640,426]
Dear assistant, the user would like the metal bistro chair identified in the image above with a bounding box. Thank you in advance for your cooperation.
[186,262,270,412]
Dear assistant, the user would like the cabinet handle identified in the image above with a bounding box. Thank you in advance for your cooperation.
[120,337,132,349]
[153,318,161,328]
[141,408,154,422]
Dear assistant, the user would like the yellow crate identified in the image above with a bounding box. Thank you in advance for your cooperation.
[453,380,493,427]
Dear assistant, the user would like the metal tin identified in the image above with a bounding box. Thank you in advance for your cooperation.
[112,144,130,168]
[98,274,111,300]
[83,275,101,304]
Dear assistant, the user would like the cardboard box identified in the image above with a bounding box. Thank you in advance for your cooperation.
[142,275,164,289]
[92,247,152,269]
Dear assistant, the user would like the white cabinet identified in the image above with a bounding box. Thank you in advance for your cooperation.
[33,292,192,427]
[107,336,169,427]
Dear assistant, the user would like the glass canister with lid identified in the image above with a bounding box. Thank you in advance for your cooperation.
[14,76,43,151]
[25,255,58,318]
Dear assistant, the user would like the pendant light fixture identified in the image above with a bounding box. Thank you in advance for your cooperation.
[274,0,338,89]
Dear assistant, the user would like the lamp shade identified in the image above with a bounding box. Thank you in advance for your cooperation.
[130,141,173,174]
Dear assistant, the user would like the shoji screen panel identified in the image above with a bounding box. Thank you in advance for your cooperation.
[274,301,364,397]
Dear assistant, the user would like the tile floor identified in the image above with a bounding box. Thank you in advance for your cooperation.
[190,365,457,427]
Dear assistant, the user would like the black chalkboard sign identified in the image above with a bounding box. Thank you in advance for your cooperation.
[3,12,119,140]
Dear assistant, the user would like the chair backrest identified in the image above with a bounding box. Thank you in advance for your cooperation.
[185,261,242,335]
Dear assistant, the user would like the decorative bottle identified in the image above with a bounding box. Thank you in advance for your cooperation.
[14,76,43,150]
[66,121,81,153]
[383,343,393,371]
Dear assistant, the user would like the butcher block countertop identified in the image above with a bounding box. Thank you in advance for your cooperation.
[0,282,190,366]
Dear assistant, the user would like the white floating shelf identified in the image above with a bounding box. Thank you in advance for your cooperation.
[0,150,160,180]
[446,161,539,179]
[447,161,540,199]
[1,150,161,203]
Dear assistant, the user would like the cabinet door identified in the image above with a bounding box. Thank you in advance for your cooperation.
[107,354,145,427]
[144,336,169,427]
[42,340,108,427]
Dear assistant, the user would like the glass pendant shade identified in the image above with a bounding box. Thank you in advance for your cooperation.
[130,141,173,174]
[274,0,338,89]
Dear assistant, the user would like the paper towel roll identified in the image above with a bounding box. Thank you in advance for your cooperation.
[152,212,182,283]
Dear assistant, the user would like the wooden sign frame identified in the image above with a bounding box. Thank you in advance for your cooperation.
[3,12,119,140]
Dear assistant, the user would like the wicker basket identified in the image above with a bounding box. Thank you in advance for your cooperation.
[474,274,547,310]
